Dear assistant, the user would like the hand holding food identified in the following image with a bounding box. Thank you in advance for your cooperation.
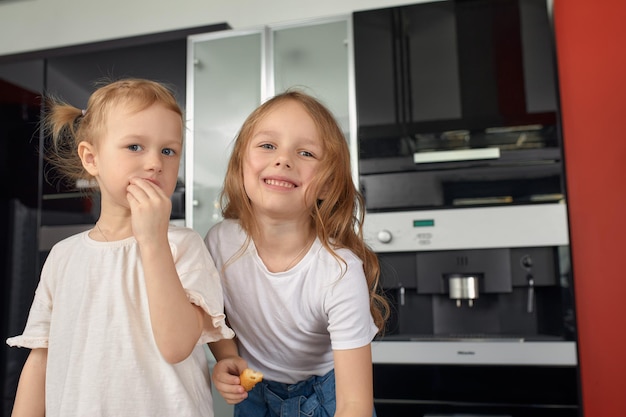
[240,368,263,391]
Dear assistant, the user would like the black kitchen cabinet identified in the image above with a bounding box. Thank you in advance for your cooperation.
[374,364,579,417]
[353,0,559,154]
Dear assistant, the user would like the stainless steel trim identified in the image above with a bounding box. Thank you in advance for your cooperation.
[185,33,197,229]
[372,340,578,366]
[346,15,360,191]
[364,203,569,252]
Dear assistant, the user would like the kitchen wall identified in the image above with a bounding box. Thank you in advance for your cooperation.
[554,0,626,416]
[0,0,428,57]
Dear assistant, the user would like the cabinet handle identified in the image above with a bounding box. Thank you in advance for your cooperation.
[527,273,535,314]
[413,148,501,164]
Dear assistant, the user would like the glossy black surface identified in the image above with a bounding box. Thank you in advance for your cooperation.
[374,363,580,416]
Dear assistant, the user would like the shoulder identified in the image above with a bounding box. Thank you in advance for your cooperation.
[167,223,204,243]
[312,242,364,282]
[207,219,240,236]
[318,243,363,268]
[166,224,209,258]
[205,219,244,247]
[205,220,251,265]
[41,231,90,278]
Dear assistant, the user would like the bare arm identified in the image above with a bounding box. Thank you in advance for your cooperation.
[333,344,375,417]
[128,178,204,363]
[138,235,205,363]
[209,337,240,362]
[12,348,47,417]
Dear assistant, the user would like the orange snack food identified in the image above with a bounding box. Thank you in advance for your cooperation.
[240,368,264,392]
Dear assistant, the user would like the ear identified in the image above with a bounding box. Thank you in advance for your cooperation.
[77,141,98,176]
[317,182,330,201]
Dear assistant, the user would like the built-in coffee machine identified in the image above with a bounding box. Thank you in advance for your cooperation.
[364,206,579,416]
[368,205,575,343]
[352,0,580,415]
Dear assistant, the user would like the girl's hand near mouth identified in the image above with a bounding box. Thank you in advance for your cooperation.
[127,177,172,245]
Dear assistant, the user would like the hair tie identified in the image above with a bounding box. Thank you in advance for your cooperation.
[74,109,86,127]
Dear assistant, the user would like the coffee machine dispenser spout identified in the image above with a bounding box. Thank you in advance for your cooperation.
[448,274,480,307]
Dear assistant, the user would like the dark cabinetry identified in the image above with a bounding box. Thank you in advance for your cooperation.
[353,0,564,212]
[374,364,579,417]
[354,0,558,145]
[354,1,462,134]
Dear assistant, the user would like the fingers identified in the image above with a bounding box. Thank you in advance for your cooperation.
[127,177,166,202]
[126,178,172,242]
[214,375,247,404]
[212,359,249,404]
[127,178,171,212]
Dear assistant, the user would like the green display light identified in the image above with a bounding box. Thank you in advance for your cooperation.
[413,219,435,227]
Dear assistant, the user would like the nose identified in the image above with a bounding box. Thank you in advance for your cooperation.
[274,151,291,169]
[146,151,163,172]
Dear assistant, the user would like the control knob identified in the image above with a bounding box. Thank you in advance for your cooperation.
[377,229,393,244]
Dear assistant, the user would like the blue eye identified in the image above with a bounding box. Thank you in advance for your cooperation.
[128,144,142,152]
[260,143,275,150]
[162,148,176,156]
[300,150,314,158]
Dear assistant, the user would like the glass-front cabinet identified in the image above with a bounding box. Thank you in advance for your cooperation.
[185,28,265,237]
[186,16,353,237]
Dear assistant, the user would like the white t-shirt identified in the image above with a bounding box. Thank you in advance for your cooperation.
[205,219,378,384]
[7,225,234,417]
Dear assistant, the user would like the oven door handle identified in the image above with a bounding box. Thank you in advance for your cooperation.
[413,148,501,164]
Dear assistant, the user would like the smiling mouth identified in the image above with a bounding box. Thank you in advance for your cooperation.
[265,179,296,189]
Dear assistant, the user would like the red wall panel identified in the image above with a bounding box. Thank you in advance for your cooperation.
[554,0,626,415]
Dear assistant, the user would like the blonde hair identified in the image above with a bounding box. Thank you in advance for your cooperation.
[43,78,183,190]
[221,90,390,333]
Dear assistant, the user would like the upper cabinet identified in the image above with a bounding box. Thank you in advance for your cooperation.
[185,29,265,236]
[186,17,353,236]
[272,18,352,135]
[353,0,559,160]
[354,1,462,131]
[353,0,565,211]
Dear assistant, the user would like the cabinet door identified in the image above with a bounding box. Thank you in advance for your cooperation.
[403,2,462,124]
[272,18,351,136]
[354,2,462,132]
[353,8,398,129]
[186,29,264,236]
[354,0,558,141]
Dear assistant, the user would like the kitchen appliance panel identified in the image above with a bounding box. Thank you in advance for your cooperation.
[372,363,579,417]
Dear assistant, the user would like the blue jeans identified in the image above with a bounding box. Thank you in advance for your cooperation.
[234,370,377,417]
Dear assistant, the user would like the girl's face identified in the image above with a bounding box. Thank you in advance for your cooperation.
[88,102,182,212]
[243,99,324,220]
